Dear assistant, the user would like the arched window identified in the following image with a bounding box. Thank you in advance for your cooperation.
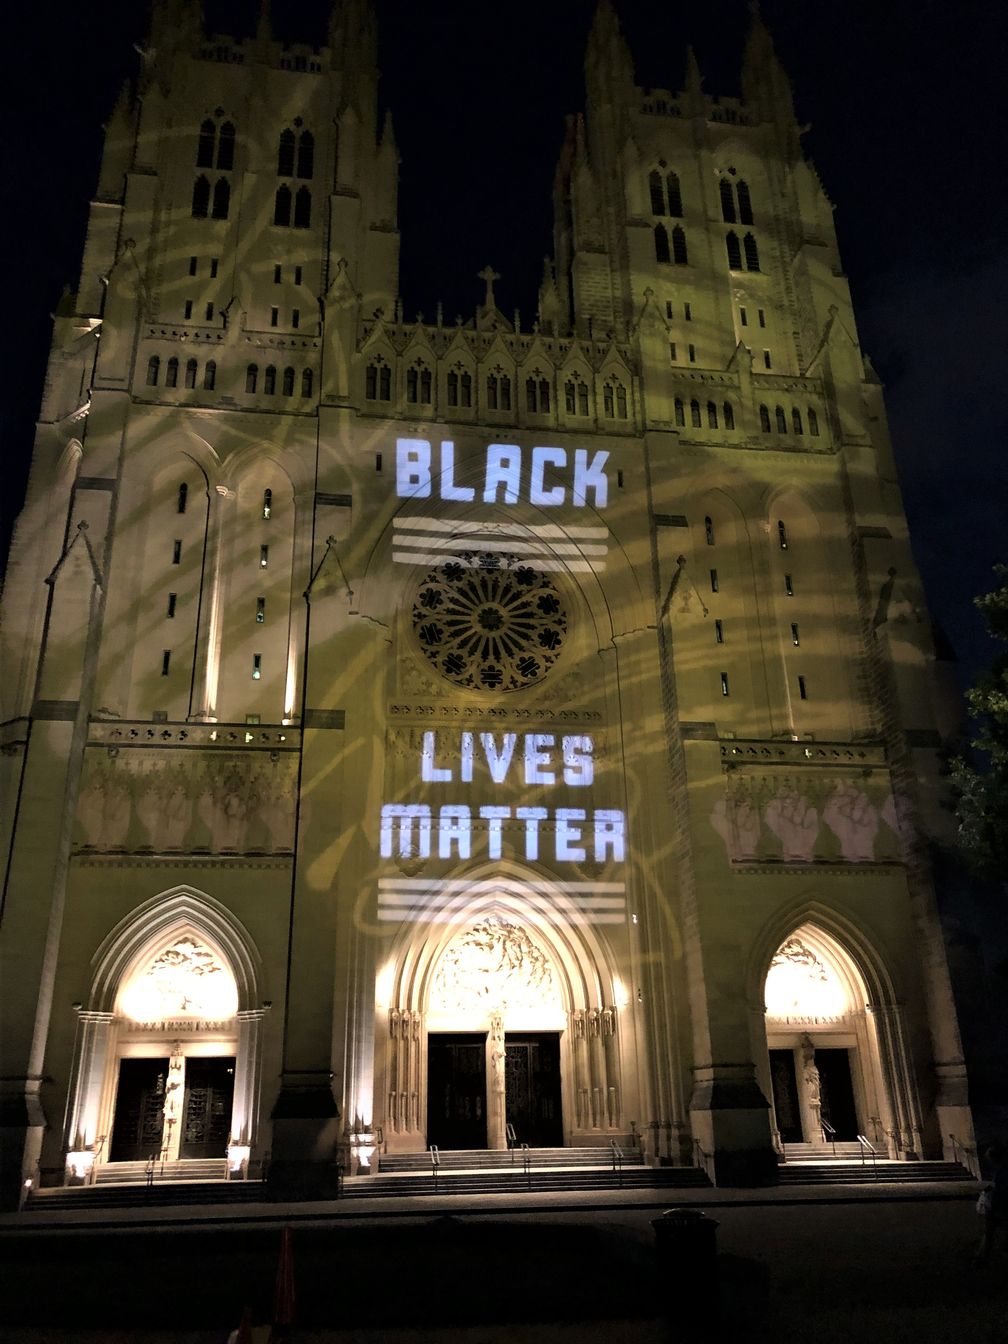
[737,180,753,225]
[191,175,210,218]
[301,368,313,397]
[674,397,685,427]
[705,516,715,545]
[792,407,803,434]
[759,404,771,433]
[707,400,718,428]
[177,483,188,514]
[146,355,160,386]
[648,170,665,215]
[274,185,291,226]
[808,408,820,436]
[197,119,216,168]
[277,129,295,177]
[690,398,702,428]
[449,369,460,407]
[282,366,295,396]
[460,370,473,407]
[671,225,688,265]
[379,363,391,400]
[538,377,551,412]
[666,171,682,217]
[565,375,589,416]
[262,489,272,519]
[723,401,735,429]
[406,367,418,403]
[775,405,787,433]
[165,356,179,388]
[217,122,235,171]
[294,187,311,228]
[211,178,230,219]
[778,520,789,550]
[185,358,198,388]
[297,130,314,179]
[726,231,742,270]
[743,232,760,271]
[203,360,216,391]
[719,178,736,223]
[654,224,670,264]
[420,368,432,402]
[616,382,627,418]
[246,363,258,393]
[263,365,276,395]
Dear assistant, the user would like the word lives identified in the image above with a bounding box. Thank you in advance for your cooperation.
[380,731,626,865]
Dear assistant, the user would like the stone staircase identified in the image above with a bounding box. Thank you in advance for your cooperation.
[778,1141,975,1185]
[95,1158,228,1184]
[25,1146,708,1211]
[377,1145,646,1173]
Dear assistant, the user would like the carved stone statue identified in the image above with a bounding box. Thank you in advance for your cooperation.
[800,1034,823,1141]
[487,1012,507,1150]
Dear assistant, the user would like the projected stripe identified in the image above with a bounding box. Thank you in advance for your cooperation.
[392,515,609,571]
[376,877,626,924]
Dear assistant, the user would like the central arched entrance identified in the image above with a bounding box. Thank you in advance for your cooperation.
[377,875,631,1153]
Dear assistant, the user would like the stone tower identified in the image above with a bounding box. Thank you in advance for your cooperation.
[0,1,972,1205]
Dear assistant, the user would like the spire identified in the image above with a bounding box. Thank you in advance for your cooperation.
[683,45,704,117]
[146,0,202,54]
[379,108,397,157]
[256,0,273,44]
[585,0,635,108]
[741,3,801,157]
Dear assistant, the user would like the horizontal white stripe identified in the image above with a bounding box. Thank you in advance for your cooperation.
[378,896,626,913]
[395,517,608,540]
[378,878,625,894]
[393,552,599,573]
[378,910,626,925]
[393,535,609,558]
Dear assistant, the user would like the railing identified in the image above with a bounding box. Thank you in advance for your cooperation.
[949,1133,980,1180]
[856,1134,878,1180]
[820,1119,838,1157]
[693,1138,714,1182]
[429,1145,440,1192]
[772,1129,786,1163]
[375,1125,385,1157]
[610,1140,624,1187]
[520,1142,531,1187]
[506,1123,518,1159]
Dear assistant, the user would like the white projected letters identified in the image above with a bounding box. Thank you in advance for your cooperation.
[381,731,625,865]
[396,438,609,509]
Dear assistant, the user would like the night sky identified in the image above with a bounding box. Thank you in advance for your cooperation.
[3,0,1004,696]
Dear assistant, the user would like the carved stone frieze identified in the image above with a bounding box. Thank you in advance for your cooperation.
[710,769,902,866]
[73,745,297,856]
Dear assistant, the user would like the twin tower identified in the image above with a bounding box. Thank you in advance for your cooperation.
[0,0,972,1203]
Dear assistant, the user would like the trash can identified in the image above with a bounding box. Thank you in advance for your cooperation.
[651,1207,719,1285]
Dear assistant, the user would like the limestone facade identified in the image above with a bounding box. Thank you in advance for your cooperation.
[0,0,973,1200]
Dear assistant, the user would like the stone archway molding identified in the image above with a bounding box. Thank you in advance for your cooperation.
[63,886,267,1175]
[748,899,923,1159]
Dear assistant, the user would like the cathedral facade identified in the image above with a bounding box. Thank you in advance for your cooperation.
[0,0,974,1202]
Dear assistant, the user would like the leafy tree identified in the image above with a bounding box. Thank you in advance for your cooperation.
[952,565,1008,879]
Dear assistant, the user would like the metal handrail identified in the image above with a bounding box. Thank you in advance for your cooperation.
[949,1133,980,1180]
[610,1140,624,1187]
[856,1134,878,1180]
[692,1137,714,1182]
[521,1142,531,1186]
[820,1118,837,1157]
[506,1123,517,1162]
[429,1144,440,1192]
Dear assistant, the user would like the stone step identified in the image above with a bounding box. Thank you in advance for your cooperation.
[95,1158,228,1184]
[26,1164,707,1212]
[778,1160,973,1185]
[378,1145,645,1173]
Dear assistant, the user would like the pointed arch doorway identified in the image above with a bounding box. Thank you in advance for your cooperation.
[761,924,888,1151]
[63,889,265,1182]
[379,881,628,1154]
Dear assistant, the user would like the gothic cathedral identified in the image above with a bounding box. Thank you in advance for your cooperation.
[0,0,974,1203]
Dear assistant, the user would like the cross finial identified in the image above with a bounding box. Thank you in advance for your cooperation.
[478,264,500,310]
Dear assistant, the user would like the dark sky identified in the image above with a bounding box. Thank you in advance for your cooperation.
[3,0,1004,695]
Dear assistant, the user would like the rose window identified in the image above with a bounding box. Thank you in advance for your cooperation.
[411,553,568,691]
